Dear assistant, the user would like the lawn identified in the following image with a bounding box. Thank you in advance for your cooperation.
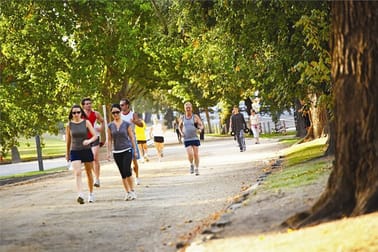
[1,134,66,162]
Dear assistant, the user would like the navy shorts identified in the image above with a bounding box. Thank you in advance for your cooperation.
[70,149,94,162]
[184,140,201,147]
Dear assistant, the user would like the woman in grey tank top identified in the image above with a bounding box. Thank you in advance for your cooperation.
[107,104,138,201]
[66,104,98,204]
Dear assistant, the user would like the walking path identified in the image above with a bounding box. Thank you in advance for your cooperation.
[0,136,284,252]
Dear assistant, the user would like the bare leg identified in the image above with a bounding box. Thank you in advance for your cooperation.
[92,145,100,185]
[72,161,83,195]
[186,146,194,165]
[84,162,94,193]
[192,146,200,168]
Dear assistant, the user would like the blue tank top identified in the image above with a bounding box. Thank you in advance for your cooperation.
[183,115,199,141]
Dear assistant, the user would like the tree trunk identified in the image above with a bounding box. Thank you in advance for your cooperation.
[204,108,212,134]
[283,1,378,228]
[324,109,335,156]
[294,99,307,138]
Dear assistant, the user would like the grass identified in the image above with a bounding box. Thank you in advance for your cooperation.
[1,134,66,162]
[0,167,68,181]
[261,137,332,190]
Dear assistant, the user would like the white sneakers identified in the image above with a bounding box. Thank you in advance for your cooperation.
[88,193,95,203]
[190,164,199,175]
[94,179,100,187]
[190,164,194,174]
[135,177,140,185]
[125,191,137,201]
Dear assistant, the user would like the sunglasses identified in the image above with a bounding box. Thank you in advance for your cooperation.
[72,111,81,115]
[112,111,121,115]
[84,103,91,105]
[120,103,127,107]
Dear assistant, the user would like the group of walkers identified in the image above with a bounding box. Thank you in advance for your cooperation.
[65,99,204,204]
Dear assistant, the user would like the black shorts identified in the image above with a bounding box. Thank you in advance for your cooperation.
[184,140,201,147]
[137,140,147,144]
[70,149,94,162]
[90,136,100,147]
[154,136,164,143]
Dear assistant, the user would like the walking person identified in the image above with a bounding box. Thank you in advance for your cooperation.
[135,114,149,162]
[150,118,166,162]
[250,109,260,144]
[107,104,137,201]
[120,98,143,185]
[81,97,105,187]
[173,116,182,144]
[179,102,204,176]
[230,105,248,152]
[65,104,98,204]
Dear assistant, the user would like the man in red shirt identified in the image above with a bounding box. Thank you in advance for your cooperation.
[82,98,105,187]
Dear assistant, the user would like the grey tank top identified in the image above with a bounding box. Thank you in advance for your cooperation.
[69,120,90,150]
[108,121,132,152]
[183,115,199,141]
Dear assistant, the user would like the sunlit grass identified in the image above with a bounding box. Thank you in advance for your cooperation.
[2,134,66,161]
[261,137,331,190]
[0,167,67,180]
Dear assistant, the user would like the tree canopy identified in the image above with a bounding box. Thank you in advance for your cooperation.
[1,0,330,155]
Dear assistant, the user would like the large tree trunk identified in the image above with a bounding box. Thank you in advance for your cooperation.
[284,1,378,228]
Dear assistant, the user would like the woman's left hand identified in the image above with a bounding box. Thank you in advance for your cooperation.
[83,139,91,146]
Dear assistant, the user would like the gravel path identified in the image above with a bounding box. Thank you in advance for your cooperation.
[0,137,284,252]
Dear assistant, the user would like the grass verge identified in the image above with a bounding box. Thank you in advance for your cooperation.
[0,167,68,186]
[261,137,332,191]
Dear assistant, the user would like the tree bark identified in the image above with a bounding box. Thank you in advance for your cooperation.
[283,1,378,228]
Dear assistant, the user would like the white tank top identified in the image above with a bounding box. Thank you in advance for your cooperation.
[121,111,135,131]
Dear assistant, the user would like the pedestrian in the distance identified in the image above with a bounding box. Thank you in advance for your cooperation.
[173,116,182,144]
[250,109,260,144]
[150,118,166,162]
[107,104,137,201]
[65,104,98,204]
[229,105,248,152]
[179,102,204,175]
[135,114,149,162]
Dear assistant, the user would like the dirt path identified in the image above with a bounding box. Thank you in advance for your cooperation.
[0,138,284,252]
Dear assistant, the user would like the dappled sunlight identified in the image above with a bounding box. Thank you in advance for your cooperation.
[187,212,378,252]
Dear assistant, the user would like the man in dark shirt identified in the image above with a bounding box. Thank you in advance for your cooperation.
[230,105,247,152]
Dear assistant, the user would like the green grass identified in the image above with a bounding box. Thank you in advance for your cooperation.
[0,167,67,180]
[261,137,332,191]
[2,134,66,162]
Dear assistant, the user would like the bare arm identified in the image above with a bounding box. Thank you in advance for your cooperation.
[95,111,105,133]
[107,127,112,159]
[194,114,204,130]
[178,117,184,136]
[128,125,137,158]
[65,123,71,161]
[84,120,98,146]
[132,113,143,127]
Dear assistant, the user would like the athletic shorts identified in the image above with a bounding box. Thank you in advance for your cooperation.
[70,149,94,162]
[154,136,164,143]
[90,136,100,147]
[184,139,201,147]
[137,140,147,144]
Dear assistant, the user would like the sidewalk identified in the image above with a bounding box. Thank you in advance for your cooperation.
[0,129,210,177]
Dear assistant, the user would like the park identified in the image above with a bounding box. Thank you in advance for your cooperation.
[1,1,377,251]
